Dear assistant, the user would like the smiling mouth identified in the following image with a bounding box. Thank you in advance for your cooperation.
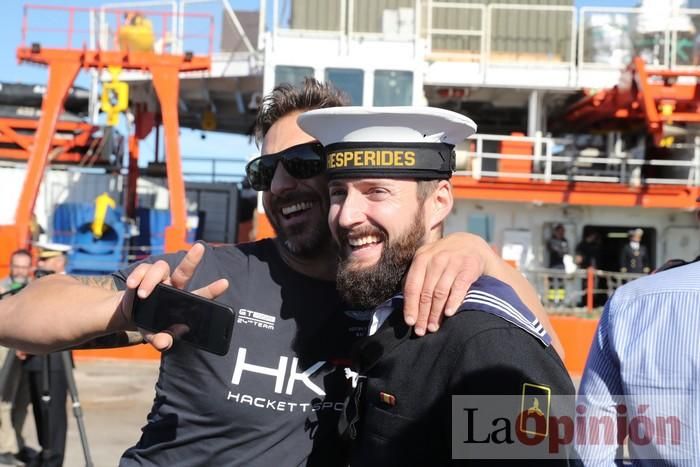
[280,200,314,219]
[347,234,383,251]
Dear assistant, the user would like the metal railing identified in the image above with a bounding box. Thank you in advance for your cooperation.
[525,267,646,311]
[181,156,246,183]
[578,7,700,71]
[486,3,576,82]
[20,0,266,59]
[21,3,215,56]
[32,0,700,80]
[459,133,700,187]
[7,131,696,188]
[266,1,700,84]
[427,2,485,57]
[98,0,257,55]
[273,0,345,35]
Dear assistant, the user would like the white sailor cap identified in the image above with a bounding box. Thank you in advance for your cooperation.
[297,106,477,180]
[35,241,71,259]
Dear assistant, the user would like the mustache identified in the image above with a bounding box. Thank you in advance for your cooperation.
[269,191,321,206]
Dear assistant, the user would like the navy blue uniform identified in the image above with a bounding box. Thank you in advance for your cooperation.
[343,276,575,466]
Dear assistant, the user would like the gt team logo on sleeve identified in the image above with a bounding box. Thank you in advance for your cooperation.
[237,308,276,330]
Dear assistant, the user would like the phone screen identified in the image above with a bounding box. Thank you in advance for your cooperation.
[132,283,234,356]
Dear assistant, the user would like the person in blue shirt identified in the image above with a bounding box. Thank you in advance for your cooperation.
[577,259,700,465]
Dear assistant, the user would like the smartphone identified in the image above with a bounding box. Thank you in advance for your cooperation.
[132,283,234,356]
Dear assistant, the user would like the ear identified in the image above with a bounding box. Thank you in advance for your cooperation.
[426,180,453,231]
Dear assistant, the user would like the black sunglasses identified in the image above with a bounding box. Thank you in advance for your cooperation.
[245,142,325,191]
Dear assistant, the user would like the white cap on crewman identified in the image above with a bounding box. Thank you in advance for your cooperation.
[297,106,477,180]
[35,241,71,259]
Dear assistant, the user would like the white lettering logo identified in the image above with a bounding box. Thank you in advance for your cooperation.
[237,308,276,330]
[226,392,339,413]
[231,347,326,396]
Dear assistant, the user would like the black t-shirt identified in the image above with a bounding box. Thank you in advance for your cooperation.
[114,239,369,467]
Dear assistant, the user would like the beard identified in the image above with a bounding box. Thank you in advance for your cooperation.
[265,193,332,258]
[336,212,425,309]
[275,216,331,257]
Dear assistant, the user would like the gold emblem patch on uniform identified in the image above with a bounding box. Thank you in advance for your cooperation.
[379,392,396,407]
[519,383,551,437]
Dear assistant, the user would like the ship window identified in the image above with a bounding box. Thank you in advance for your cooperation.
[274,66,315,87]
[373,70,413,106]
[325,68,364,105]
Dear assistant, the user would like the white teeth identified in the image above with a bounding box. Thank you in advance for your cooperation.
[348,235,381,247]
[281,201,313,216]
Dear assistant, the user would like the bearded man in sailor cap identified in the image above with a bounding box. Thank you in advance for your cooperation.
[298,106,575,466]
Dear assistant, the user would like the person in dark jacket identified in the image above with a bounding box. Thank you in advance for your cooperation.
[546,224,569,305]
[574,230,601,306]
[620,228,650,274]
[298,106,575,466]
[17,243,72,467]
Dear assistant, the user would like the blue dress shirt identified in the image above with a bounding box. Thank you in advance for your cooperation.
[577,261,700,466]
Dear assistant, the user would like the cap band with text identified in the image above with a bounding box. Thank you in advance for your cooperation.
[324,142,456,180]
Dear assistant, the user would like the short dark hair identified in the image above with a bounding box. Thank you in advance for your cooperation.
[254,77,349,144]
[11,249,31,261]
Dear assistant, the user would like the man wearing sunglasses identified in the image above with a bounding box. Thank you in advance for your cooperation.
[0,79,561,466]
[246,141,325,192]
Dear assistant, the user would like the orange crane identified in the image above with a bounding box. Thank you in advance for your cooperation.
[0,5,213,275]
[563,57,700,147]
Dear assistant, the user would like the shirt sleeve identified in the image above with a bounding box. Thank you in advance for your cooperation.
[575,298,625,466]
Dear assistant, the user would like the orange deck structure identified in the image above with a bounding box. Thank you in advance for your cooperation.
[564,57,700,147]
[450,177,700,209]
[0,119,106,164]
[0,5,213,276]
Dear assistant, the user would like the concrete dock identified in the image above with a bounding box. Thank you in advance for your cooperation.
[18,359,160,467]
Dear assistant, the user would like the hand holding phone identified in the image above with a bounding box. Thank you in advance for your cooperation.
[132,283,234,356]
[123,243,229,353]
